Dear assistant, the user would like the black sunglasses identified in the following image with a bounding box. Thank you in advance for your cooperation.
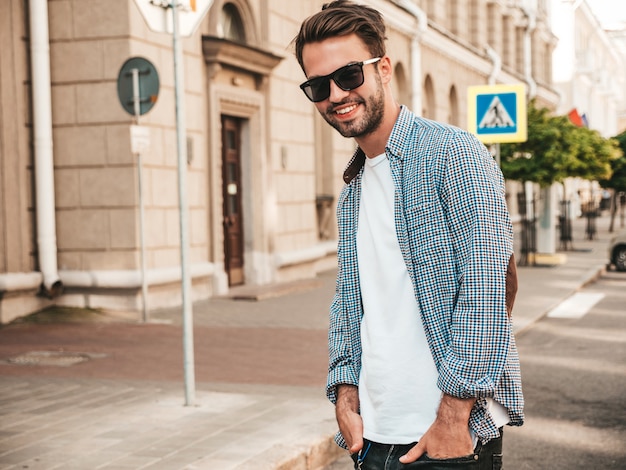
[300,57,381,102]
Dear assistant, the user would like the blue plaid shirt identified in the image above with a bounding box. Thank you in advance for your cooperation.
[328,106,523,446]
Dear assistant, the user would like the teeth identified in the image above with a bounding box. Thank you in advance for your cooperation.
[336,105,357,115]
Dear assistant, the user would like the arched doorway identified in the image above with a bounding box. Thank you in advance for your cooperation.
[423,75,436,120]
[392,62,410,107]
[448,85,459,127]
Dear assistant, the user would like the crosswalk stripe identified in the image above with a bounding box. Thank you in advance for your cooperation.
[547,292,605,319]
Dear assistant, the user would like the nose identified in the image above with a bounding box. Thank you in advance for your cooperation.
[328,79,350,102]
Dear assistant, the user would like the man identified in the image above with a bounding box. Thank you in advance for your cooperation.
[293,1,523,469]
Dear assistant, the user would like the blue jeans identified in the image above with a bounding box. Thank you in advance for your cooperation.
[350,430,503,470]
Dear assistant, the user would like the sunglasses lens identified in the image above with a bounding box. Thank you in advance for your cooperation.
[305,78,330,102]
[335,64,364,90]
[300,62,367,102]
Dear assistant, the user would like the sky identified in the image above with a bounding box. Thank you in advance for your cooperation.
[587,0,626,28]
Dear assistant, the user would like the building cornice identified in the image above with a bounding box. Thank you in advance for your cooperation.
[202,36,283,77]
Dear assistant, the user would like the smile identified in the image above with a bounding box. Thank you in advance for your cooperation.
[336,104,358,115]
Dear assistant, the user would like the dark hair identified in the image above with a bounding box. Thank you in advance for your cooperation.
[293,0,387,71]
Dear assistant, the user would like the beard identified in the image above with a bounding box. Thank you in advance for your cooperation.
[322,75,385,138]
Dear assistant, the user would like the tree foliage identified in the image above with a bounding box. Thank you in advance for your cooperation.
[600,130,626,192]
[500,100,620,187]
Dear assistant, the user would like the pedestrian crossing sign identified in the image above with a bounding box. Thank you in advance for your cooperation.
[467,83,527,143]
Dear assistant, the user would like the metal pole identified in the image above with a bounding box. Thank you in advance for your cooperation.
[137,151,149,323]
[172,0,196,406]
[495,142,501,167]
[132,68,141,117]
[131,69,149,324]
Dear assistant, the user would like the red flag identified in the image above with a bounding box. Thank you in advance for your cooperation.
[568,108,584,127]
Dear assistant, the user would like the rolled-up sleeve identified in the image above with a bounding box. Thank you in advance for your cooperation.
[326,185,363,404]
[326,291,359,404]
[436,132,513,399]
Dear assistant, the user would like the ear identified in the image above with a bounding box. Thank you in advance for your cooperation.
[378,55,393,84]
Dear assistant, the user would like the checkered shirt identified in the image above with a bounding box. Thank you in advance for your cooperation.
[328,106,524,448]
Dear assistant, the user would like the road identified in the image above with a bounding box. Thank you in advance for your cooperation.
[504,269,626,469]
[324,270,626,469]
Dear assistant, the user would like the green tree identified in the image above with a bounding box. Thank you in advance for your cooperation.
[500,101,570,186]
[568,125,618,181]
[600,130,626,231]
[500,100,618,186]
[602,131,626,192]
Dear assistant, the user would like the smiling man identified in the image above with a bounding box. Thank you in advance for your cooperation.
[293,2,523,469]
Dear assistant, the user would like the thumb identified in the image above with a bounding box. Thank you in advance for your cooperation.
[399,441,424,464]
[349,436,364,454]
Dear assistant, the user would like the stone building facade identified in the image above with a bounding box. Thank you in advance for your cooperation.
[552,0,626,138]
[0,0,558,323]
[551,0,626,214]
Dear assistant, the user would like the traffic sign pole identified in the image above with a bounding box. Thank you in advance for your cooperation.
[132,69,141,117]
[131,70,149,325]
[137,148,149,324]
[118,57,159,325]
[131,0,215,408]
[171,0,196,407]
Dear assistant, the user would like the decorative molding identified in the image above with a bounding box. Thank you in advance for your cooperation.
[59,263,215,289]
[202,36,283,77]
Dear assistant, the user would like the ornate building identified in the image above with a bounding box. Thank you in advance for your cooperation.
[551,0,626,213]
[551,0,626,137]
[0,0,558,323]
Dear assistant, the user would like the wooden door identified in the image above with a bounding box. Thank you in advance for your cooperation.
[221,116,244,286]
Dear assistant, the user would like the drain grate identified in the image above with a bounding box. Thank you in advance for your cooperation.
[4,351,106,367]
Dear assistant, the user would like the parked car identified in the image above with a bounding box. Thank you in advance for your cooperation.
[607,231,626,272]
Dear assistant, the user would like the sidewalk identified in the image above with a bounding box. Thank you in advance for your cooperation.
[512,213,614,334]
[0,214,620,470]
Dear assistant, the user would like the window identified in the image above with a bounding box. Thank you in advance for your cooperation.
[448,85,459,127]
[221,3,246,43]
[449,0,459,35]
[487,3,497,47]
[469,0,483,46]
[502,15,514,68]
[423,75,436,120]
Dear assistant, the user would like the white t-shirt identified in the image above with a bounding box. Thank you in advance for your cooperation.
[356,153,509,445]
[357,153,440,444]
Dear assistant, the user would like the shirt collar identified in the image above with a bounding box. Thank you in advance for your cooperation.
[342,105,411,184]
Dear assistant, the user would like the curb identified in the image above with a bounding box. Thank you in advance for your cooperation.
[578,264,607,289]
[274,434,344,470]
[232,432,343,470]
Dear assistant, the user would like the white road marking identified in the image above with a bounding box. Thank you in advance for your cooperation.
[547,292,605,319]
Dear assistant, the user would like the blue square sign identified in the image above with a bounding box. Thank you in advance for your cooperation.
[468,84,527,143]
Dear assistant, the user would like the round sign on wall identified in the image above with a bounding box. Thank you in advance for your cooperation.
[117,57,160,117]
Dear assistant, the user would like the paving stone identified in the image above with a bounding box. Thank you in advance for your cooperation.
[0,226,612,470]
